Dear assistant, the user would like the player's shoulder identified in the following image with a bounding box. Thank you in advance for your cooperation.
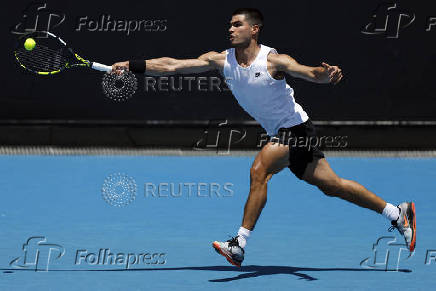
[267,53,293,64]
[198,51,226,62]
[210,51,227,61]
[267,53,296,71]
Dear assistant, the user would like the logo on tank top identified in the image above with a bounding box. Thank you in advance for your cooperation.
[255,72,261,77]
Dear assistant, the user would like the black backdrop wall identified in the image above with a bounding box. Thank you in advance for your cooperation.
[1,0,435,123]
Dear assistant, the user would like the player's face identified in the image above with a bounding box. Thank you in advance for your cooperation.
[229,15,254,47]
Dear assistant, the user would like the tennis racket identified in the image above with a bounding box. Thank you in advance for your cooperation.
[14,31,112,75]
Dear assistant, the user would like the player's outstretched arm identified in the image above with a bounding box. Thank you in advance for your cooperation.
[269,54,343,84]
[112,51,224,76]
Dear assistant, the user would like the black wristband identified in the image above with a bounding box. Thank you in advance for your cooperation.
[128,59,146,73]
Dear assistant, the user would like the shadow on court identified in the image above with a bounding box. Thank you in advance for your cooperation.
[1,265,412,282]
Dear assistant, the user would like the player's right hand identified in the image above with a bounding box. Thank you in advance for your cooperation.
[111,61,129,74]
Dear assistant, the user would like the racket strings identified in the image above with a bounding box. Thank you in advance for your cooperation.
[23,48,65,65]
[17,51,64,68]
[16,43,70,72]
[18,46,67,69]
[16,52,65,72]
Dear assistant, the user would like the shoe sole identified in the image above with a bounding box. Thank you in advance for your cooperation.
[212,241,241,267]
[409,202,416,252]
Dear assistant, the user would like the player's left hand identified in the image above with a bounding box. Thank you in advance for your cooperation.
[321,62,343,85]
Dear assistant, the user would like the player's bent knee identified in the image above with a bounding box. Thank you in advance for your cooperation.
[250,165,269,186]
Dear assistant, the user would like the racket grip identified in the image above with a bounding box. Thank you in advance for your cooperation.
[91,62,112,72]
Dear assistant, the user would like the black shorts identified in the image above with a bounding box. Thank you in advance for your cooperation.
[270,119,325,180]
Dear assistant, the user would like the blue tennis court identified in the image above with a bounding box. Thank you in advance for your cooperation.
[0,154,435,290]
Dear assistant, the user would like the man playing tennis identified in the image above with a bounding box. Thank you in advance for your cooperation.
[112,8,416,267]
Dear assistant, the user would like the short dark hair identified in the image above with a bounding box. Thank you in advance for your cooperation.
[232,8,264,31]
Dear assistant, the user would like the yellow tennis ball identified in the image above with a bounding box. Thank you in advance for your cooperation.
[24,38,36,51]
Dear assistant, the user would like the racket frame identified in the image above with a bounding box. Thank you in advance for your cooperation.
[14,31,112,75]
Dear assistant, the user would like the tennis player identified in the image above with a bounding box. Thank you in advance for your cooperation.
[112,8,416,267]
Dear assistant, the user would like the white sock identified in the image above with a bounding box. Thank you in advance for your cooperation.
[237,227,251,248]
[382,203,400,221]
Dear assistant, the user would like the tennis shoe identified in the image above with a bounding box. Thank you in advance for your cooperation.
[389,202,416,252]
[212,236,244,267]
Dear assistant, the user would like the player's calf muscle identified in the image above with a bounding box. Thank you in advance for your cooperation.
[316,178,343,197]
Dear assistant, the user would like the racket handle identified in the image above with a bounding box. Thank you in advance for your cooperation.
[91,62,112,72]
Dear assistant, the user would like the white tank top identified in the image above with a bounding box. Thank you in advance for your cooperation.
[223,44,309,135]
